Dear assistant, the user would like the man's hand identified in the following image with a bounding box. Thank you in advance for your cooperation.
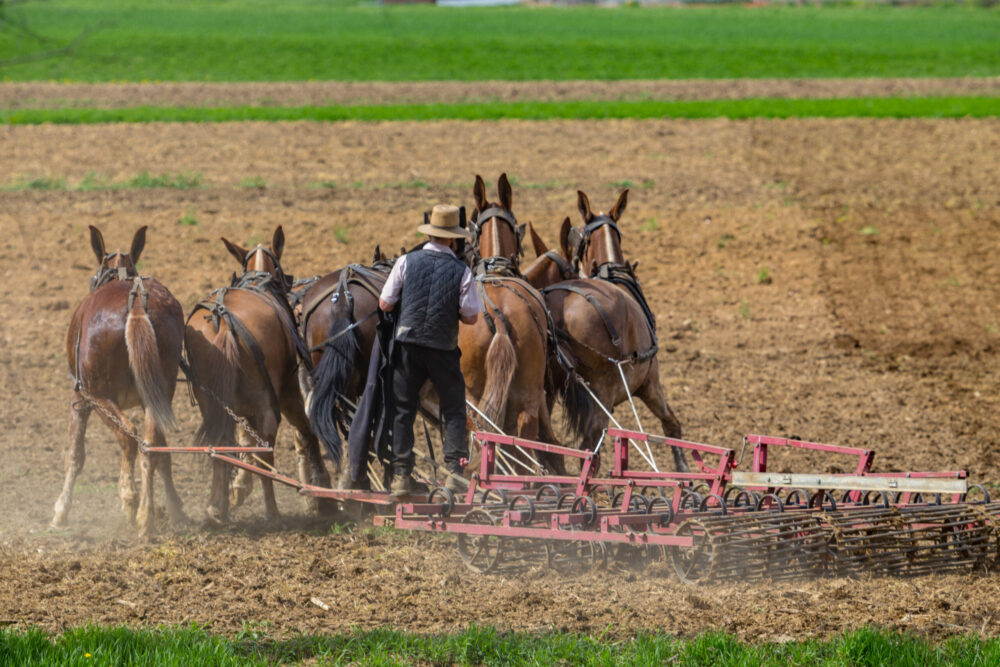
[460,312,478,325]
[379,298,395,312]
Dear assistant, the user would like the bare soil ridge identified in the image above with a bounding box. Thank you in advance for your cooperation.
[1,78,998,109]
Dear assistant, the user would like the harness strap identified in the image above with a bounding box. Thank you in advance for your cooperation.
[543,283,624,356]
[126,276,148,312]
[300,264,389,333]
[190,288,282,417]
[234,271,315,373]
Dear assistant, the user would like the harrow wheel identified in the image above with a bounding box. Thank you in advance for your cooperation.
[670,519,715,584]
[457,509,504,573]
[545,537,607,573]
[426,487,455,517]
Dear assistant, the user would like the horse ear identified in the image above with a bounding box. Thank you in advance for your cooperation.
[271,225,285,260]
[610,188,629,221]
[559,217,572,258]
[89,225,106,264]
[221,237,248,264]
[129,225,148,264]
[526,221,548,258]
[498,173,512,211]
[577,190,593,222]
[473,174,488,212]
[372,244,382,263]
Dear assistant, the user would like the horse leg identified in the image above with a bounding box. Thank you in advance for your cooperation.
[281,386,334,515]
[206,458,231,526]
[135,412,160,537]
[254,413,281,523]
[150,424,188,526]
[229,423,256,511]
[89,399,140,524]
[534,402,568,476]
[637,376,687,473]
[52,390,90,528]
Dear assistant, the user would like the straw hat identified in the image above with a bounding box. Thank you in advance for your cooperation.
[417,204,473,240]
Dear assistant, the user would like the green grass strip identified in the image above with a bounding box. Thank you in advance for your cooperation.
[3,624,1000,666]
[2,97,998,125]
[1,2,998,81]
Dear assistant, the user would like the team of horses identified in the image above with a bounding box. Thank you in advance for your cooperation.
[55,175,686,535]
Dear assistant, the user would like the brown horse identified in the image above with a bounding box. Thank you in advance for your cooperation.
[298,247,395,475]
[185,227,330,524]
[54,226,187,535]
[521,190,688,472]
[461,174,563,471]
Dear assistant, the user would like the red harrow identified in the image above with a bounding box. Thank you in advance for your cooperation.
[375,430,996,583]
[157,428,997,584]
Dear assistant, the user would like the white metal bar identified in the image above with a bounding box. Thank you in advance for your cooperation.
[731,472,968,495]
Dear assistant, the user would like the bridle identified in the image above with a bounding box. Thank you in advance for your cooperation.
[469,205,525,276]
[89,252,137,291]
[566,214,622,275]
[239,245,294,294]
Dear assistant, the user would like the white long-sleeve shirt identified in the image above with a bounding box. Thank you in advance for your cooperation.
[379,241,481,318]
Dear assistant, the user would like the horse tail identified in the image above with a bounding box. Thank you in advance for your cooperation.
[307,294,358,466]
[191,323,240,446]
[125,301,177,433]
[553,338,595,442]
[480,318,517,428]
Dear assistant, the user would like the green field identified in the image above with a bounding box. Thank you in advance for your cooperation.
[3,96,997,124]
[2,624,1000,666]
[1,1,998,82]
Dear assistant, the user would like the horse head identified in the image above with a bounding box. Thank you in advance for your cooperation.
[88,225,146,289]
[521,218,576,289]
[221,226,292,291]
[572,189,628,277]
[471,173,524,271]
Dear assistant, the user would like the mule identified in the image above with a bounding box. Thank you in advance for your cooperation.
[461,174,564,472]
[54,226,187,535]
[299,247,395,476]
[184,227,331,524]
[521,190,688,472]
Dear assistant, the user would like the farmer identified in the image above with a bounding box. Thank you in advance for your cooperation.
[379,204,480,496]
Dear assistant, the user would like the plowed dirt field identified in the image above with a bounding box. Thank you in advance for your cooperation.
[1,95,999,640]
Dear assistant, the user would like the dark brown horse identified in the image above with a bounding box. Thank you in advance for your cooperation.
[54,226,187,535]
[521,190,688,472]
[462,174,563,471]
[298,247,395,476]
[185,227,330,524]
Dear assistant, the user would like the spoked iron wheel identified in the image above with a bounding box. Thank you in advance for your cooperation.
[670,519,715,584]
[457,509,503,573]
[545,536,607,573]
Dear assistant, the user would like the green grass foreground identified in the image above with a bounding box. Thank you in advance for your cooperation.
[2,97,998,125]
[2,624,1000,666]
[0,1,998,82]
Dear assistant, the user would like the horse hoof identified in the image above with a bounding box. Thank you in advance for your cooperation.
[204,506,227,528]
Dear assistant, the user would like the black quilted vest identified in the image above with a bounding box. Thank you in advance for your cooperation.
[396,249,467,351]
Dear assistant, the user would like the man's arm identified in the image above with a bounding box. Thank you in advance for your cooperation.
[458,266,481,325]
[379,256,407,312]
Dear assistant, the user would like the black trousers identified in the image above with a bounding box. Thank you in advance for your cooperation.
[391,342,468,475]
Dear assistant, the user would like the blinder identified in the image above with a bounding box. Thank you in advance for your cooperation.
[570,214,621,265]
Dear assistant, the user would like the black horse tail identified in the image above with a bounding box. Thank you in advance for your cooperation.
[551,334,595,443]
[307,283,358,466]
